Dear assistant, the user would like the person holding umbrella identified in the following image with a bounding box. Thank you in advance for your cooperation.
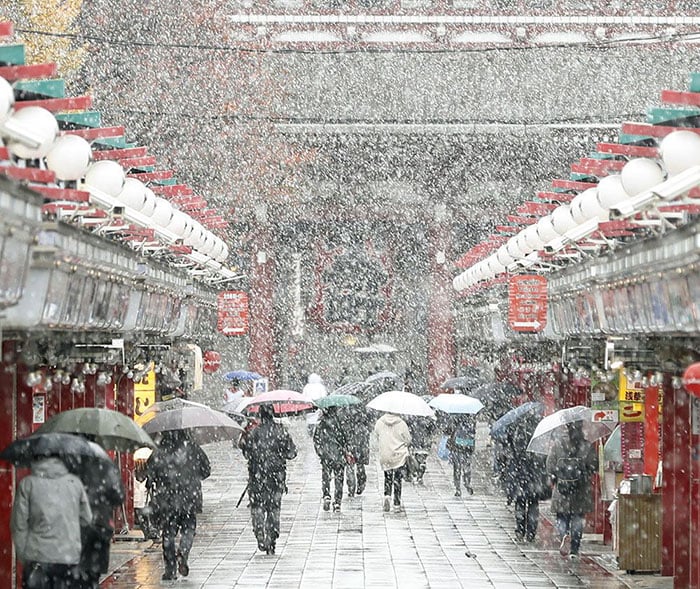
[344,403,371,496]
[546,421,598,559]
[446,413,476,496]
[313,406,350,511]
[144,430,211,580]
[240,403,297,555]
[10,439,93,588]
[373,411,412,512]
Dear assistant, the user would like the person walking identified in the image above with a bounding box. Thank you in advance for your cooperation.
[374,412,411,512]
[546,421,598,559]
[343,404,371,496]
[447,414,476,496]
[505,417,550,542]
[313,406,350,511]
[11,453,93,589]
[145,430,211,580]
[302,373,328,437]
[240,404,297,554]
[405,415,436,485]
[76,447,125,588]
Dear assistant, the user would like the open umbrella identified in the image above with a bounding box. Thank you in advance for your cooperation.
[429,393,484,415]
[332,381,368,396]
[526,405,616,454]
[314,394,361,409]
[365,371,401,384]
[224,369,263,382]
[604,425,622,463]
[0,432,97,467]
[441,376,484,391]
[490,401,546,440]
[141,399,244,445]
[35,407,155,452]
[236,390,314,416]
[367,390,435,418]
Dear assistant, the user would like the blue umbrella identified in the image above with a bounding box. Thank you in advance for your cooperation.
[490,401,545,440]
[428,393,484,415]
[224,370,263,382]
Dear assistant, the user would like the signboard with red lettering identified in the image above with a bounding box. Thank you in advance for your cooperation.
[217,291,249,336]
[507,275,548,332]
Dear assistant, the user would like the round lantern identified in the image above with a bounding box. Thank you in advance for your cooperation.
[117,178,147,210]
[5,106,59,160]
[45,134,92,181]
[597,175,631,210]
[621,158,666,196]
[0,77,14,123]
[203,351,222,374]
[84,160,125,197]
[682,362,700,397]
[660,130,700,176]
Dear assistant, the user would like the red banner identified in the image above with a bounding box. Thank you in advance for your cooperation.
[217,291,249,336]
[508,275,548,333]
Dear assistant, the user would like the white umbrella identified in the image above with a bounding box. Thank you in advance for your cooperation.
[429,393,484,415]
[526,405,615,455]
[367,390,435,418]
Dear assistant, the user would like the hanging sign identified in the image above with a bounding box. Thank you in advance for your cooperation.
[683,362,700,398]
[134,366,156,425]
[217,291,249,336]
[507,275,548,332]
[203,350,222,374]
[618,370,645,423]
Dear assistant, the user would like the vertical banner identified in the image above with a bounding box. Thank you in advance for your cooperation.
[32,394,46,432]
[134,366,156,425]
[217,291,250,336]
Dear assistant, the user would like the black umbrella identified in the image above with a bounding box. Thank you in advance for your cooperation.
[0,432,96,468]
[441,376,485,391]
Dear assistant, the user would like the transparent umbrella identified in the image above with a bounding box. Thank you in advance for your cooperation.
[367,390,435,418]
[526,405,616,454]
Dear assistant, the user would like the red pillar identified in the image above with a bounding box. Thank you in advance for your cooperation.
[248,224,276,386]
[426,225,454,396]
[0,341,17,586]
[115,375,135,530]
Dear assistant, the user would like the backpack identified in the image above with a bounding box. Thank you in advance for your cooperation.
[555,456,585,496]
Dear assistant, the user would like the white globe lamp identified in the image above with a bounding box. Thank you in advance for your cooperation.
[0,77,15,123]
[660,130,700,176]
[621,158,666,196]
[551,204,578,234]
[141,188,157,217]
[496,245,515,266]
[117,178,147,210]
[83,160,125,197]
[151,197,173,227]
[597,175,631,210]
[45,134,92,181]
[577,188,608,221]
[536,215,559,243]
[165,210,189,238]
[524,224,545,251]
[4,106,59,159]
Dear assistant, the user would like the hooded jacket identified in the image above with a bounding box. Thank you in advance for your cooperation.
[303,373,327,426]
[11,457,92,565]
[373,413,411,471]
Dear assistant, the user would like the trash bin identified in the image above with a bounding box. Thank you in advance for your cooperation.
[616,492,661,573]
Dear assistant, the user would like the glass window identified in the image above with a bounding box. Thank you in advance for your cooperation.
[0,233,31,306]
[42,270,70,326]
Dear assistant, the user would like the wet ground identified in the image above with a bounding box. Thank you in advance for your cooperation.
[101,420,671,588]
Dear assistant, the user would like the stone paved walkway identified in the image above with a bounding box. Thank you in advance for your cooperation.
[101,419,669,588]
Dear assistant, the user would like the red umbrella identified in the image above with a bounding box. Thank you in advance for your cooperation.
[236,390,314,416]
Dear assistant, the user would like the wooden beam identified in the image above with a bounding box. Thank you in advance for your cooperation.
[66,126,125,140]
[14,95,92,112]
[661,89,700,108]
[597,142,658,158]
[0,165,55,183]
[621,121,700,139]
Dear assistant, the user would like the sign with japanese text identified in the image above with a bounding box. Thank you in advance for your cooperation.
[134,366,156,425]
[217,291,249,336]
[507,275,548,332]
[618,370,645,423]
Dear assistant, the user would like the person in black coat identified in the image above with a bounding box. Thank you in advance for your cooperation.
[145,430,211,580]
[240,404,297,555]
[313,406,350,512]
[405,415,436,484]
[446,414,476,496]
[343,405,371,496]
[505,416,550,543]
[75,444,125,589]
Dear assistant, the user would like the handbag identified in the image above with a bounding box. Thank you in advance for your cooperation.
[406,452,419,474]
[437,435,451,461]
[24,563,49,589]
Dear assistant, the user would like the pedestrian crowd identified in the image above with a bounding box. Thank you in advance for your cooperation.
[7,369,603,586]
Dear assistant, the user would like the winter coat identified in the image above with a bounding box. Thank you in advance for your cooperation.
[303,374,327,426]
[11,457,92,565]
[546,432,598,515]
[505,426,549,501]
[344,406,371,464]
[374,413,411,471]
[240,418,297,498]
[80,458,124,528]
[446,415,476,461]
[406,415,437,452]
[313,411,350,469]
[146,438,211,515]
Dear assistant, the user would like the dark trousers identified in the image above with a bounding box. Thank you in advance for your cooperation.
[384,467,403,504]
[161,510,196,576]
[22,562,79,589]
[514,496,540,540]
[321,462,345,505]
[452,449,473,491]
[345,463,367,495]
[555,512,585,555]
[250,488,283,550]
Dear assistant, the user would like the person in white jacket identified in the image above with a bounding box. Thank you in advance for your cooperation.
[302,373,327,436]
[373,412,411,512]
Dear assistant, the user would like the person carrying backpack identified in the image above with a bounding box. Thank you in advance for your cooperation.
[546,420,598,559]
